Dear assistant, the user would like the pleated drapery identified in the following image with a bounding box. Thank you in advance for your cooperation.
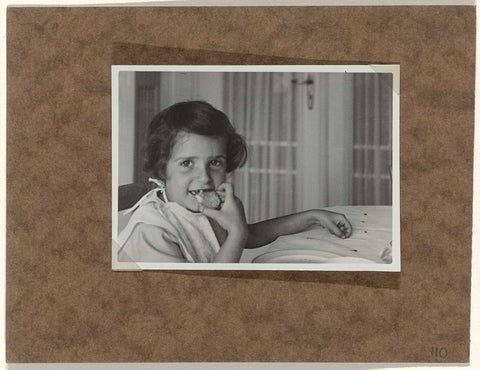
[223,72,297,223]
[352,73,393,206]
[223,71,392,223]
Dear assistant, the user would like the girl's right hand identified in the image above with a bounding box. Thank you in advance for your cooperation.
[199,183,248,240]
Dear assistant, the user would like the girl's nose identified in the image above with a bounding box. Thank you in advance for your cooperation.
[195,165,212,184]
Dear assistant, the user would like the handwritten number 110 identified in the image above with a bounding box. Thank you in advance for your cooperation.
[431,347,448,359]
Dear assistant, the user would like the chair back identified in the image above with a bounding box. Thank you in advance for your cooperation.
[118,183,149,211]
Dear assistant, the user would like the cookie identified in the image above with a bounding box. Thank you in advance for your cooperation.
[193,190,222,210]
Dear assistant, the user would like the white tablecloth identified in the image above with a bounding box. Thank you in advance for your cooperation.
[240,206,392,264]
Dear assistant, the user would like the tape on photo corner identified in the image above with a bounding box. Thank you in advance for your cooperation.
[112,238,142,271]
[369,64,400,96]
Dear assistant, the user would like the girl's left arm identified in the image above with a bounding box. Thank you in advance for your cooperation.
[246,210,352,249]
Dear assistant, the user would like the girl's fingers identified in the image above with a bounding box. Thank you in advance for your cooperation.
[216,183,234,203]
[216,189,226,202]
[317,212,353,239]
[325,219,345,239]
[216,182,234,195]
[324,215,352,239]
[337,217,353,237]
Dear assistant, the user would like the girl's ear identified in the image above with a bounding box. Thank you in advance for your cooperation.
[226,172,234,182]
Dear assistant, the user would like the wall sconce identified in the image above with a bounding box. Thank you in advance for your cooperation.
[292,74,314,110]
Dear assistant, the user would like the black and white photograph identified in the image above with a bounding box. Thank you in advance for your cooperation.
[112,65,400,271]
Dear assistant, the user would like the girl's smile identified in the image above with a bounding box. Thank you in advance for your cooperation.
[163,131,228,211]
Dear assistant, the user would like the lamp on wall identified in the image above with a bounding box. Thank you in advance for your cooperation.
[292,73,314,110]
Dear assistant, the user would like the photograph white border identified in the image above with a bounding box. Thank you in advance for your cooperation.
[111,65,400,272]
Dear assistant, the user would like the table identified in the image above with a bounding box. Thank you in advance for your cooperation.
[240,205,392,264]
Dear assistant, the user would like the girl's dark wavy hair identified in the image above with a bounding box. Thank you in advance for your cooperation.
[143,101,247,181]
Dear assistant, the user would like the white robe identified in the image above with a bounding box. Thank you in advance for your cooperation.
[118,189,221,263]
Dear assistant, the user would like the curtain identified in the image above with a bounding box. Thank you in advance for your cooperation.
[352,73,393,205]
[223,71,393,223]
[223,72,297,223]
[295,72,355,209]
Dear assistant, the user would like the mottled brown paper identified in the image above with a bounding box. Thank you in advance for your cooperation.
[6,6,474,363]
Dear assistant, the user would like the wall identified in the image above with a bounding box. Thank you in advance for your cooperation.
[118,72,136,185]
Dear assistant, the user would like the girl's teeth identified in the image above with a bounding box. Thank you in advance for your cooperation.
[190,190,204,195]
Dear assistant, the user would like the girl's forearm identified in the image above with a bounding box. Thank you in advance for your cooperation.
[246,210,317,249]
[213,229,248,263]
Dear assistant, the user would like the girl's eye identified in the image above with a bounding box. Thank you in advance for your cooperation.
[180,160,193,167]
[210,160,224,167]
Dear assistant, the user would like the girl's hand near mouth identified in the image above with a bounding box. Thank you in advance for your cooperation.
[199,183,248,262]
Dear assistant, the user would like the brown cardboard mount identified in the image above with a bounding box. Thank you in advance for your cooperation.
[6,6,474,363]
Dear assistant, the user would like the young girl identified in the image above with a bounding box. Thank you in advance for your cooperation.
[118,101,352,263]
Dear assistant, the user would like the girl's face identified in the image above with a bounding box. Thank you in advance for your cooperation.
[163,131,228,211]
